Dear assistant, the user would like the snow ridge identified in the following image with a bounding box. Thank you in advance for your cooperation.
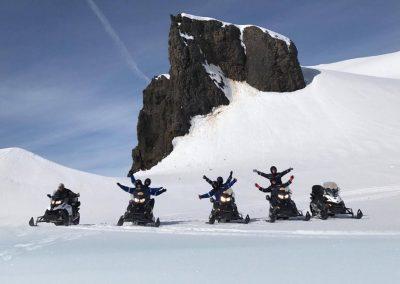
[180,13,291,49]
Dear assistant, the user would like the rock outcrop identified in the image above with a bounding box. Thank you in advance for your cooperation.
[130,13,305,172]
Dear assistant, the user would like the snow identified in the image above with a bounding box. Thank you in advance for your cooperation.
[202,62,231,97]
[1,52,400,283]
[155,73,170,80]
[180,13,291,50]
[179,31,194,41]
[315,51,400,79]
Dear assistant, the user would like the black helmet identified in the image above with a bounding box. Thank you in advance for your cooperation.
[270,166,277,174]
[144,178,151,187]
[135,179,143,187]
[217,176,223,185]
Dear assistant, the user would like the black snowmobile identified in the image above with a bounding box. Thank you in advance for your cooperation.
[29,192,80,226]
[310,182,363,219]
[117,190,160,227]
[267,188,311,223]
[208,190,250,224]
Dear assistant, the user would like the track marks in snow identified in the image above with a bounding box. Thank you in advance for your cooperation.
[342,185,400,202]
[0,229,97,262]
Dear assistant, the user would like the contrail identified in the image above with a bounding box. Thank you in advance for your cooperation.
[86,0,150,82]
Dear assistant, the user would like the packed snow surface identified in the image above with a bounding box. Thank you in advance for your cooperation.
[1,52,400,283]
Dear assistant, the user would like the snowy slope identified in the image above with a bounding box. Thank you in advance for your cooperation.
[315,51,400,79]
[1,52,400,283]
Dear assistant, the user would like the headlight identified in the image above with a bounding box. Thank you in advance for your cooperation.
[134,198,140,203]
[55,200,62,205]
[278,194,285,199]
[220,196,231,202]
[139,198,146,203]
[51,200,55,205]
[284,194,289,199]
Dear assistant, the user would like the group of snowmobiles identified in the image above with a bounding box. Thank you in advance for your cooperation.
[29,166,363,227]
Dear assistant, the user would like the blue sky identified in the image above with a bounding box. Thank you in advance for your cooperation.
[1,0,399,176]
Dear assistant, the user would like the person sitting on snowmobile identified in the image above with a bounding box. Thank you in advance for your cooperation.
[117,178,167,198]
[198,171,237,202]
[255,176,294,206]
[253,166,293,186]
[53,183,80,213]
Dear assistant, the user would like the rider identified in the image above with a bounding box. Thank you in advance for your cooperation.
[198,171,237,202]
[53,183,80,213]
[253,166,293,185]
[116,176,167,211]
[255,176,294,206]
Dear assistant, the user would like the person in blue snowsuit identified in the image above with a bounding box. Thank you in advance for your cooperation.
[116,175,167,197]
[198,171,237,202]
[117,175,166,212]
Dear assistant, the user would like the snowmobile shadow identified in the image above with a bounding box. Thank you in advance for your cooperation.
[302,67,321,85]
[160,220,191,226]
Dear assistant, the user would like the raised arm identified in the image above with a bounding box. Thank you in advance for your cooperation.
[278,168,293,178]
[116,183,135,194]
[199,189,216,199]
[281,176,294,188]
[255,183,272,193]
[149,187,167,196]
[130,175,136,185]
[225,171,233,185]
[223,178,237,190]
[202,175,213,186]
[253,169,272,179]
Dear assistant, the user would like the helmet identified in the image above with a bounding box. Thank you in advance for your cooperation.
[58,183,65,190]
[135,179,143,187]
[270,166,277,174]
[144,178,151,187]
[217,176,223,185]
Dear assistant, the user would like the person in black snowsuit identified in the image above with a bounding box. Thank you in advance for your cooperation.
[53,183,80,213]
[253,166,293,186]
[255,176,294,207]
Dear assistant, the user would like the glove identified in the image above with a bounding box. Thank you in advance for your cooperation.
[253,169,257,173]
[117,182,122,186]
[198,194,202,199]
[290,175,294,181]
[255,183,261,189]
[289,167,294,171]
[203,175,207,180]
[161,188,167,193]
[230,170,233,175]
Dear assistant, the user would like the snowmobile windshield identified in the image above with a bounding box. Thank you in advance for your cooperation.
[325,188,339,197]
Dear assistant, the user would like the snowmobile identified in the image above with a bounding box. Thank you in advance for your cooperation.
[267,187,310,223]
[117,190,160,227]
[208,190,250,224]
[29,192,80,226]
[310,182,363,219]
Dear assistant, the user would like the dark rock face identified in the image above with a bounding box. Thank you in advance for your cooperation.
[131,14,305,172]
